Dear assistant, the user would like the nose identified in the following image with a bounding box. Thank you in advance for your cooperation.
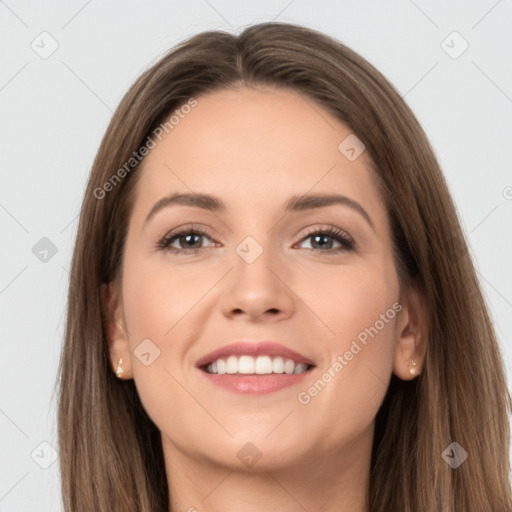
[219,241,296,323]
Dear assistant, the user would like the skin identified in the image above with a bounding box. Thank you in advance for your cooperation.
[104,86,427,512]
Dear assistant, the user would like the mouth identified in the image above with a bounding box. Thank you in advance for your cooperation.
[200,355,314,375]
[196,341,316,394]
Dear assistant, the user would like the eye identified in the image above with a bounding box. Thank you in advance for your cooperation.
[156,225,216,254]
[296,226,355,253]
[156,224,355,255]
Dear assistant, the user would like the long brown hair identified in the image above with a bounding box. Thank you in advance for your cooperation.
[56,22,512,511]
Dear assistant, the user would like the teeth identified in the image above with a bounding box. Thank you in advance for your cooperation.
[255,355,273,374]
[238,355,255,374]
[272,356,284,373]
[205,355,310,375]
[284,359,295,374]
[293,363,308,374]
[226,355,238,374]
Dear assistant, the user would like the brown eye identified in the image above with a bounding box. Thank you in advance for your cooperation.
[157,226,215,254]
[297,226,355,253]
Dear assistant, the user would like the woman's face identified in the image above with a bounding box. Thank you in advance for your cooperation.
[110,86,410,471]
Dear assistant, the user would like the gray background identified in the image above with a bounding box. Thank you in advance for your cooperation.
[1,1,511,510]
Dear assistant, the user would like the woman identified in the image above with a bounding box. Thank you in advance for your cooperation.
[56,22,512,511]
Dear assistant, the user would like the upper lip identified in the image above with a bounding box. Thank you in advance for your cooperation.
[196,341,316,368]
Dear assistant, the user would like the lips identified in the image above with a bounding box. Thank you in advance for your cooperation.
[196,341,316,394]
[196,340,316,369]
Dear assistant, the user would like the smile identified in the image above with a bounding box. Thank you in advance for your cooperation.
[202,355,312,375]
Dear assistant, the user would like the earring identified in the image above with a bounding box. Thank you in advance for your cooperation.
[115,358,124,379]
[405,358,417,376]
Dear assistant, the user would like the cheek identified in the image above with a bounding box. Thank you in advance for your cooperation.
[120,253,197,433]
[121,251,203,341]
[119,249,185,383]
[119,246,224,403]
[300,257,399,353]
[294,263,399,443]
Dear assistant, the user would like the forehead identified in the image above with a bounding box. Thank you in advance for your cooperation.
[131,86,385,223]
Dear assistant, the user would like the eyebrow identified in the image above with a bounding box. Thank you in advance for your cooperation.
[144,192,375,231]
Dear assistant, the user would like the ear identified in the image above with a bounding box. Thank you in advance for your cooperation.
[392,284,427,381]
[101,280,132,380]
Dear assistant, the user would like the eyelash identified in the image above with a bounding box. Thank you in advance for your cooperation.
[156,224,355,255]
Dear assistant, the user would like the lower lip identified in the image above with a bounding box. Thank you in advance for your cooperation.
[198,368,313,394]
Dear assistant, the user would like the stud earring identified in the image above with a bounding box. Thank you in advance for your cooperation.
[115,358,124,379]
[405,358,418,376]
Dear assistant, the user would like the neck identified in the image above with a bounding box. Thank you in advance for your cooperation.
[162,424,373,512]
